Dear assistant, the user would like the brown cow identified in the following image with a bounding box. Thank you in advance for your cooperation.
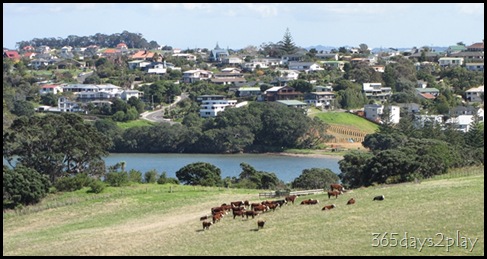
[300,198,319,205]
[202,221,212,230]
[212,211,224,223]
[285,195,298,204]
[230,201,245,207]
[257,220,266,229]
[346,198,355,205]
[245,210,259,219]
[200,215,211,221]
[322,204,336,210]
[233,209,246,219]
[330,183,345,192]
[327,190,342,199]
[253,204,269,212]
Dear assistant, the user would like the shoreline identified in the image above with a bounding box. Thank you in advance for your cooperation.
[263,151,344,159]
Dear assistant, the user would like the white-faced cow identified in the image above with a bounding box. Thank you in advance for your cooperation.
[322,204,336,210]
[373,195,385,201]
[327,190,342,199]
[330,183,345,192]
[285,195,298,204]
[202,221,212,230]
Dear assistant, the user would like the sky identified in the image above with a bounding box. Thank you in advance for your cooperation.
[3,3,484,50]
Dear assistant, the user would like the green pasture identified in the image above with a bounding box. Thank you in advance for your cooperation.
[312,111,380,133]
[3,166,484,256]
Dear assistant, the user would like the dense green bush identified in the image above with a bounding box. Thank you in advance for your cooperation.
[88,180,106,193]
[105,171,129,187]
[3,165,51,209]
[54,173,93,192]
[144,169,158,183]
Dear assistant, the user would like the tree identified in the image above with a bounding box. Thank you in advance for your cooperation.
[175,162,222,186]
[3,113,111,183]
[3,165,51,209]
[291,168,339,190]
[277,28,298,55]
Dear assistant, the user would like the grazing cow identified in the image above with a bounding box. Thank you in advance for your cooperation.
[273,199,287,207]
[373,195,385,201]
[253,204,269,212]
[231,201,245,207]
[257,220,266,229]
[327,190,342,199]
[233,209,246,219]
[212,211,224,223]
[211,206,226,215]
[346,198,356,205]
[267,203,279,211]
[330,183,345,192]
[285,195,298,204]
[250,203,262,210]
[202,221,212,230]
[300,199,319,205]
[245,210,259,219]
[322,204,336,210]
[244,200,250,208]
[200,215,211,221]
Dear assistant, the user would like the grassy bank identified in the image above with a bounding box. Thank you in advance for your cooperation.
[3,166,484,256]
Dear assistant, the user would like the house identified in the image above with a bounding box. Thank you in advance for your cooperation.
[315,53,339,61]
[416,87,440,98]
[237,87,261,97]
[276,100,308,114]
[265,86,303,102]
[320,61,346,71]
[182,69,213,83]
[147,62,167,74]
[62,83,123,102]
[288,61,324,73]
[131,50,155,60]
[221,56,243,65]
[438,57,464,68]
[465,62,484,72]
[172,53,196,61]
[39,84,63,95]
[364,104,400,124]
[121,90,143,101]
[281,54,303,64]
[210,71,246,85]
[304,91,336,109]
[397,103,421,115]
[446,113,484,133]
[450,105,481,117]
[465,85,484,103]
[362,83,392,103]
[199,97,238,118]
[3,50,21,62]
[209,43,229,62]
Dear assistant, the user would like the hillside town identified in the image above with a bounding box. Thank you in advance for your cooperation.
[3,32,484,134]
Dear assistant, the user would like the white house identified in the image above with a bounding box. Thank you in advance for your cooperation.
[465,85,484,103]
[465,62,484,72]
[288,61,323,73]
[438,57,464,67]
[39,84,63,95]
[362,83,392,103]
[182,69,213,83]
[199,98,238,118]
[364,104,400,124]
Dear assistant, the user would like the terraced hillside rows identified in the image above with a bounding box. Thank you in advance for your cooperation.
[326,124,368,143]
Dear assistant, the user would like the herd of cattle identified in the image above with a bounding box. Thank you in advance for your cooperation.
[200,183,385,231]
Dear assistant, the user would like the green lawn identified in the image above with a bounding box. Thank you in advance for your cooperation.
[3,166,483,256]
[312,111,380,133]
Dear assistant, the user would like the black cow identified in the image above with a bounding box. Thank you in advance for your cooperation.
[373,195,385,201]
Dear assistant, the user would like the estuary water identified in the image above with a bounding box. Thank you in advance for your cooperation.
[104,153,343,183]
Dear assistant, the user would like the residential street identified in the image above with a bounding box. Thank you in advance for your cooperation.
[140,93,188,123]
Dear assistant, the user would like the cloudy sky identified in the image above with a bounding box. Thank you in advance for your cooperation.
[3,3,484,50]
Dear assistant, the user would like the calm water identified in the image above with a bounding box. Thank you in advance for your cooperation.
[104,153,342,183]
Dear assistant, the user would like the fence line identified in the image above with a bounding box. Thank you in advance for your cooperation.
[259,189,324,198]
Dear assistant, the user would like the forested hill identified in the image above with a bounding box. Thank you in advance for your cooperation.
[15,30,160,50]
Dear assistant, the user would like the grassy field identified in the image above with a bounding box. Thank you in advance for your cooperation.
[311,110,380,133]
[3,166,484,256]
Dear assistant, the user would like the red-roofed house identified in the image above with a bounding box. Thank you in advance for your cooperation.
[131,50,155,60]
[467,42,484,52]
[39,84,63,95]
[116,42,128,50]
[418,93,436,100]
[23,52,36,59]
[3,50,21,62]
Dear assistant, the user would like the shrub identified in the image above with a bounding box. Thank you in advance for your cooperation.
[105,171,129,187]
[144,169,158,184]
[54,173,93,192]
[128,169,143,183]
[3,165,51,209]
[88,180,106,193]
